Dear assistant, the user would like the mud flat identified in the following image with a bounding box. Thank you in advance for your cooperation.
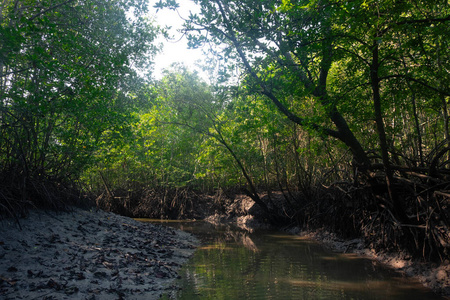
[0,208,198,299]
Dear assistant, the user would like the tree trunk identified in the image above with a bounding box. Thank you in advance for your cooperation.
[217,132,270,214]
[216,0,370,173]
[313,39,371,170]
[370,38,399,212]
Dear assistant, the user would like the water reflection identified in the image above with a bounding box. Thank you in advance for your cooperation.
[143,220,443,300]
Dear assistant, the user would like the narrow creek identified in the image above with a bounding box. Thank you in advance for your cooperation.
[143,220,444,300]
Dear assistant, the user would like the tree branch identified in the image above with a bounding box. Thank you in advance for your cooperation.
[380,74,450,96]
[27,0,76,22]
[214,0,340,139]
[395,15,450,27]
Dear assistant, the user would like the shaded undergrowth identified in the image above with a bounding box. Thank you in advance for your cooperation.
[0,171,90,221]
[293,175,450,262]
[1,170,449,264]
[93,174,450,262]
[95,186,230,220]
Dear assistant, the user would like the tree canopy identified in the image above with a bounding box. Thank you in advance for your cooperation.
[0,0,158,208]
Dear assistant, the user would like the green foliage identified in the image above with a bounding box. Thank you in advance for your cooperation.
[0,0,158,207]
[4,1,449,260]
[175,0,449,169]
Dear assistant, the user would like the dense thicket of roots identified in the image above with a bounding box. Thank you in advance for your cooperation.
[2,166,449,263]
[294,174,450,262]
[95,187,228,220]
[0,172,89,222]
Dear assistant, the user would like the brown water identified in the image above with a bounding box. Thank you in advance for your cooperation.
[143,220,444,300]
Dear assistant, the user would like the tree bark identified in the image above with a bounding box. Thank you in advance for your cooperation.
[370,38,399,211]
[219,135,270,214]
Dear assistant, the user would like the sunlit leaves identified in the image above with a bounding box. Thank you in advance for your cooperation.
[76,0,450,197]
[0,0,159,184]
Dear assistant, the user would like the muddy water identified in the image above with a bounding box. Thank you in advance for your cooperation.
[143,220,443,300]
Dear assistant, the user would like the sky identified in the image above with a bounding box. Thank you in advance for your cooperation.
[148,0,207,80]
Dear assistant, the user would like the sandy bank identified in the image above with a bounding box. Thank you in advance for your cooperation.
[0,208,198,299]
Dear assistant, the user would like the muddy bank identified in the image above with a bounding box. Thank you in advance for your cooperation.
[0,207,198,299]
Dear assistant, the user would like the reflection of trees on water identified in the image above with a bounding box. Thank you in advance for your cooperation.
[215,224,260,252]
[172,221,260,252]
[174,222,441,300]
